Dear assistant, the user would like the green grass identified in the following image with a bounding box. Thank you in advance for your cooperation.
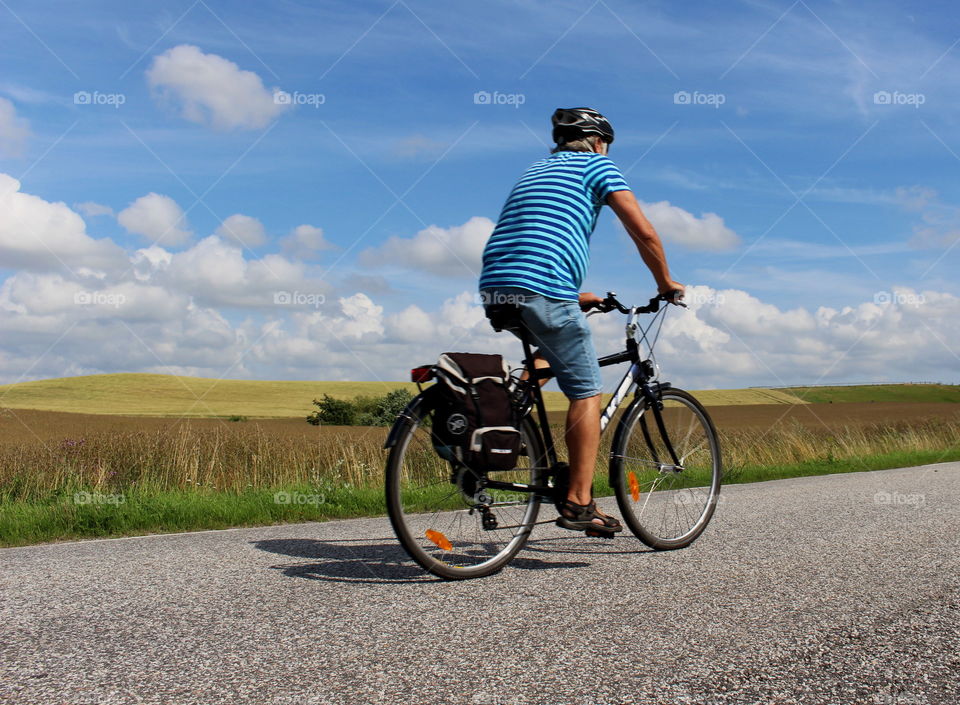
[3,448,957,548]
[720,447,960,485]
[0,484,386,547]
[775,383,960,404]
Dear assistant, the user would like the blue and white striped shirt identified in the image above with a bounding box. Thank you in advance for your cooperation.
[479,151,631,301]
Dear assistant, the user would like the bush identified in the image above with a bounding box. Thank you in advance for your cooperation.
[306,389,413,427]
[306,395,357,426]
[354,389,414,426]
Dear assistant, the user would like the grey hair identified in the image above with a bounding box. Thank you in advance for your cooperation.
[551,136,599,154]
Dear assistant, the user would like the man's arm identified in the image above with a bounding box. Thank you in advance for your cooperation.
[607,190,683,296]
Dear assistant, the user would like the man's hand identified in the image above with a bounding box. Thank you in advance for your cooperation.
[658,280,685,305]
[578,291,604,312]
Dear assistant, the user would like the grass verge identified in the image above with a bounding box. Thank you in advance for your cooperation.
[0,484,385,548]
[3,447,957,548]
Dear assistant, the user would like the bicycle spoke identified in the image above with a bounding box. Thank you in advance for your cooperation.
[386,398,543,577]
[612,390,721,549]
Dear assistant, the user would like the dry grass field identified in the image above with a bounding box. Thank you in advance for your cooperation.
[2,401,957,499]
[2,378,957,545]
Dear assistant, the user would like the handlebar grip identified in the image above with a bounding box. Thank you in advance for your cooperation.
[660,289,687,308]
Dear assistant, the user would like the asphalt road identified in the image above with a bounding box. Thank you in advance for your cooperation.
[2,463,958,705]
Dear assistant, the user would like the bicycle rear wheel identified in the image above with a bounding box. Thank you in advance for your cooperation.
[610,388,721,550]
[385,389,546,579]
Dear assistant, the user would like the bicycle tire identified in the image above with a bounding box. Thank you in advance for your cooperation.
[385,389,546,580]
[610,387,722,550]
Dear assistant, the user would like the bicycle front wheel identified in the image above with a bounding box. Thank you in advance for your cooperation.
[385,389,545,580]
[610,388,721,550]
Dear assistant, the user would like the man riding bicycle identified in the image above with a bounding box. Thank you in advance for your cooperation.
[479,107,684,536]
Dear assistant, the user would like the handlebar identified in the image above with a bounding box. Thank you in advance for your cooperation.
[588,290,687,315]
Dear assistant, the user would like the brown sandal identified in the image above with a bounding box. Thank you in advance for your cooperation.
[555,498,623,536]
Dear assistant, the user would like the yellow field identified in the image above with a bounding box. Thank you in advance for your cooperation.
[0,373,808,418]
[0,374,419,418]
[691,388,806,406]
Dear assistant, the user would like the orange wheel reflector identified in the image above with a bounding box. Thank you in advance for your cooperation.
[628,472,640,502]
[425,529,452,551]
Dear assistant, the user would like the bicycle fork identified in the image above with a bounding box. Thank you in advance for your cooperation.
[636,377,684,474]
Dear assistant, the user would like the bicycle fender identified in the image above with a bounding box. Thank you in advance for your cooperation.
[383,388,435,449]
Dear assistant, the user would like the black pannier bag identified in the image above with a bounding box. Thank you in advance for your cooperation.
[430,352,522,471]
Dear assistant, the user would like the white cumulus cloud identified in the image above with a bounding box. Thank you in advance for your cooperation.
[640,200,741,251]
[75,201,114,218]
[146,44,287,130]
[133,235,327,310]
[215,214,267,249]
[359,216,494,277]
[0,173,125,273]
[280,224,336,260]
[118,192,192,247]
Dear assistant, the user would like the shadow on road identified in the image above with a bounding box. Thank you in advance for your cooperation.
[252,537,594,584]
[521,534,656,557]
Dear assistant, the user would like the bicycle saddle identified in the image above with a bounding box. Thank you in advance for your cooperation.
[485,303,523,333]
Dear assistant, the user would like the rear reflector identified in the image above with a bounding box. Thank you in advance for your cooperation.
[410,365,434,383]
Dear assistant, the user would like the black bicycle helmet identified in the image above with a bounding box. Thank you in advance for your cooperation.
[551,107,615,145]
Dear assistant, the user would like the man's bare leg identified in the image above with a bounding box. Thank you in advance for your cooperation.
[523,357,605,513]
[565,393,601,505]
[521,351,551,386]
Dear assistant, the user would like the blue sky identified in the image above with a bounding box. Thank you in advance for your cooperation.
[1,0,958,388]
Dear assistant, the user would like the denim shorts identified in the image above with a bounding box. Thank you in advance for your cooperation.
[481,287,603,400]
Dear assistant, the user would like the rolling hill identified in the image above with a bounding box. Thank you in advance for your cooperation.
[0,373,822,418]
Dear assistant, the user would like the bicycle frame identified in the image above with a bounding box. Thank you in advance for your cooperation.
[483,296,681,499]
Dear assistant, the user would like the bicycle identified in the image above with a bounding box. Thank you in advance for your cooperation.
[384,291,722,579]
